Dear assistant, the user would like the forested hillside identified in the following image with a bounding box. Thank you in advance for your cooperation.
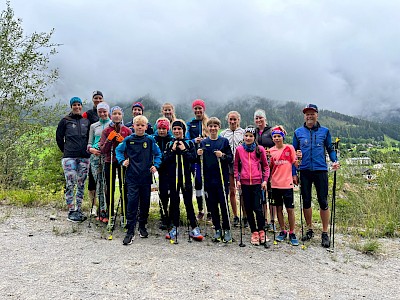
[103,95,400,143]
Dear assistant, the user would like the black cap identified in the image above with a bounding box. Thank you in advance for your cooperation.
[92,90,103,98]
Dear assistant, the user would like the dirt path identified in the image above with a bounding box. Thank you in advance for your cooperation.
[1,206,399,300]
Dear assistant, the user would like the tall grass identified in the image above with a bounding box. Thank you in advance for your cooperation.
[336,165,400,237]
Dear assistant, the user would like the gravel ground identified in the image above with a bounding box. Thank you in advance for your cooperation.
[1,205,399,300]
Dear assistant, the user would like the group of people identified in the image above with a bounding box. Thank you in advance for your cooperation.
[56,92,340,248]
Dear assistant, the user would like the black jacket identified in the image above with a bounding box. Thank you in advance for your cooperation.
[56,113,90,158]
[256,126,274,149]
[163,138,196,186]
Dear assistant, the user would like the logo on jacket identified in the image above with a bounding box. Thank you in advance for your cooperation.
[143,142,147,149]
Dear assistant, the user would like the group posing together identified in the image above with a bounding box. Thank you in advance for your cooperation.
[56,91,340,247]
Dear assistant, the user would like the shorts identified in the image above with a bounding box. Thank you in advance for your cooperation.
[272,188,294,209]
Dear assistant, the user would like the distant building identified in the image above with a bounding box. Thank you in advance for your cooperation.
[345,157,371,165]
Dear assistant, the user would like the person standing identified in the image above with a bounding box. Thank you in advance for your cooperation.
[126,101,154,135]
[197,117,233,243]
[82,90,104,214]
[163,120,203,241]
[254,109,275,230]
[234,126,270,246]
[186,99,209,221]
[269,126,301,246]
[87,102,111,221]
[152,117,174,229]
[56,97,90,222]
[220,111,245,227]
[292,104,340,248]
[99,106,132,226]
[116,115,162,245]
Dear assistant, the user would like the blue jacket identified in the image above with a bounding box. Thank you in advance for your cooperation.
[186,118,203,142]
[115,133,161,184]
[293,122,337,172]
[199,136,233,189]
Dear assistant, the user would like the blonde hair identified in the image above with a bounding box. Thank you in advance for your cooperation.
[133,115,148,125]
[161,102,177,122]
[226,111,241,121]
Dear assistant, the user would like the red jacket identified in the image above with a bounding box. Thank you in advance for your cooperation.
[234,144,270,185]
[99,124,132,163]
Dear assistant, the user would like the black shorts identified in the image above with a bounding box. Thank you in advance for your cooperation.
[272,188,294,209]
[299,170,329,210]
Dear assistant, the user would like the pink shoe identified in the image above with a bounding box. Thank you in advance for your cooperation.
[259,230,270,244]
[251,231,260,246]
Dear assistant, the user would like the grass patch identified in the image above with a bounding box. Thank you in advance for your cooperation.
[351,239,382,256]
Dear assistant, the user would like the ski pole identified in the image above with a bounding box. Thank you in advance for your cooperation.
[120,166,127,230]
[107,146,114,234]
[217,156,232,231]
[200,153,208,238]
[329,138,340,252]
[153,172,166,224]
[267,188,276,246]
[262,190,271,248]
[238,188,245,247]
[297,157,306,250]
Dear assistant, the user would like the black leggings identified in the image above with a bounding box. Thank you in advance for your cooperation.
[241,184,265,232]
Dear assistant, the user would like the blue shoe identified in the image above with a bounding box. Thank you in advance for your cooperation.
[212,229,222,242]
[166,226,178,240]
[189,227,203,241]
[289,233,299,246]
[276,231,287,242]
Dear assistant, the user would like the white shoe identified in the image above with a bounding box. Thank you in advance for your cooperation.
[90,206,97,217]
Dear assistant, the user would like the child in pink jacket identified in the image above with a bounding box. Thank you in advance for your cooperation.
[234,125,270,246]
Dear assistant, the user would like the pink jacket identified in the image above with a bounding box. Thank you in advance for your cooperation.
[234,145,270,185]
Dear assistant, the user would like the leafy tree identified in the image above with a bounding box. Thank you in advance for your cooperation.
[0,1,61,187]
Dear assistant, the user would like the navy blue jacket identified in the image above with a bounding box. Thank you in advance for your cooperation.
[293,122,337,172]
[115,134,161,184]
[153,133,174,173]
[199,136,233,189]
[186,118,204,142]
[56,113,90,158]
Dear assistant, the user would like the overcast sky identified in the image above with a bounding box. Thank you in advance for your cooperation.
[3,0,400,116]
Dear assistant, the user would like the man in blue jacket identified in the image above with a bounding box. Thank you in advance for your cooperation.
[292,104,340,248]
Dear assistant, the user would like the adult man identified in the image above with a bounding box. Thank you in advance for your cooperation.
[82,91,104,215]
[292,104,340,248]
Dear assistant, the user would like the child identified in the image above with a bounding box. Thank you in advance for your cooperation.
[220,110,245,227]
[197,117,233,243]
[269,126,301,246]
[152,117,174,229]
[234,125,270,246]
[99,106,132,226]
[186,99,209,220]
[161,102,176,123]
[163,120,203,241]
[115,115,162,245]
[87,102,111,221]
[125,101,154,135]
